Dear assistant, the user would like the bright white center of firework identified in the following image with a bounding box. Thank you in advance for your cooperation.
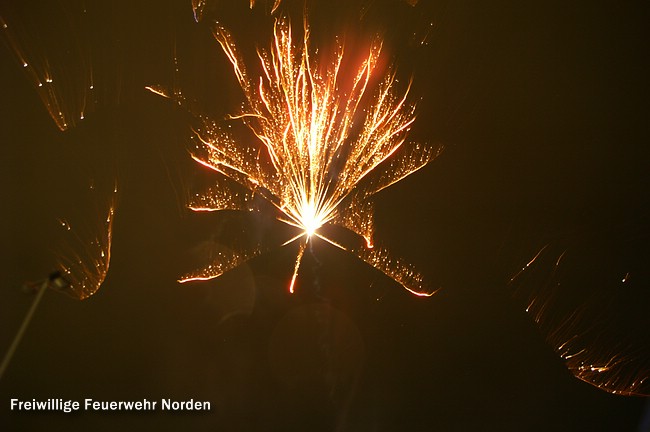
[300,201,323,238]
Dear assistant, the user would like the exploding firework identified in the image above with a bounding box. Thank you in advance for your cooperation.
[153,16,440,295]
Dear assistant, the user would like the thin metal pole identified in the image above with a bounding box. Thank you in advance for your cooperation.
[0,279,49,381]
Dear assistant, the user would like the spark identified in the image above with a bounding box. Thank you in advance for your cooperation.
[191,0,418,22]
[191,0,282,22]
[191,0,207,22]
[55,184,117,300]
[0,8,96,131]
[161,16,440,295]
[510,243,650,396]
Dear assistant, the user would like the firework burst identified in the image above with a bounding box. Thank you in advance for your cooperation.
[160,16,440,295]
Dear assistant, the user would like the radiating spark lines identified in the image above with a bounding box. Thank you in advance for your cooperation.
[159,16,440,295]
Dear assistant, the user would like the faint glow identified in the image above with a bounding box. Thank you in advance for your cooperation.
[0,8,98,131]
[192,0,283,20]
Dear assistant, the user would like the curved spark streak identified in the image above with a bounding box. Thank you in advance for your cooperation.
[176,16,439,295]
[56,185,117,300]
[511,244,650,396]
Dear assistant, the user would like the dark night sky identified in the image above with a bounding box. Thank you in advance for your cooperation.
[1,0,649,430]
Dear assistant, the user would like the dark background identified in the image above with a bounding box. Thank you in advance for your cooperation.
[1,0,649,430]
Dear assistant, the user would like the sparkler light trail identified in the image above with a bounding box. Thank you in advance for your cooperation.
[156,16,441,296]
[55,184,117,300]
[0,7,96,131]
[510,242,650,396]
